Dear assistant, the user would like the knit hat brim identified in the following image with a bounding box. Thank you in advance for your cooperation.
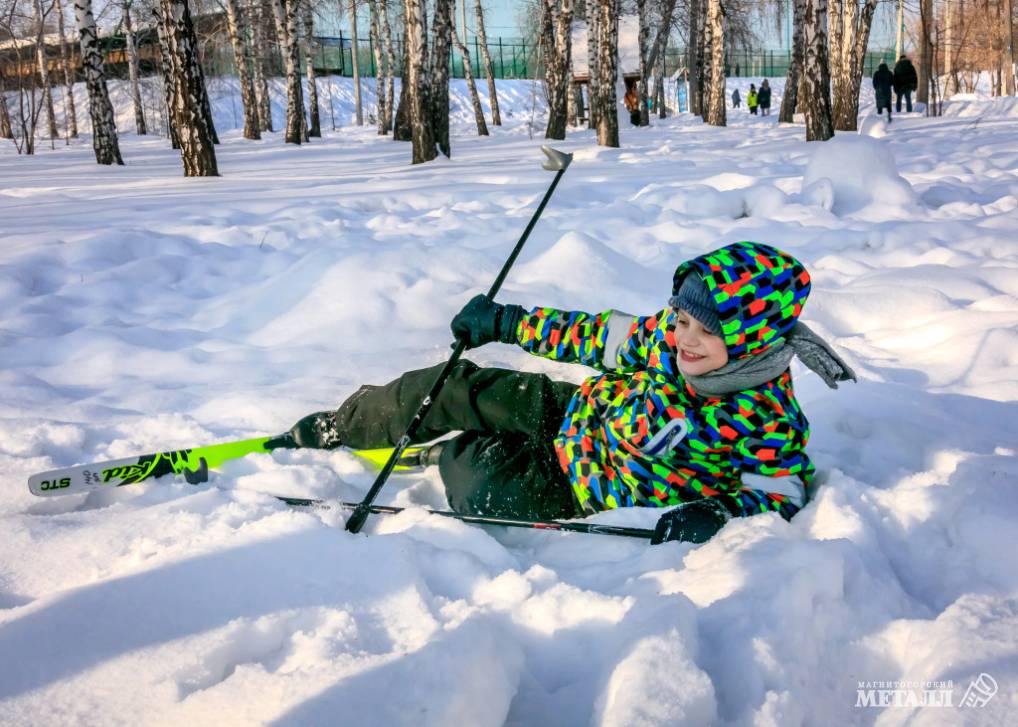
[669,274,722,335]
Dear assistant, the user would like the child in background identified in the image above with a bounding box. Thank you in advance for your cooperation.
[747,84,759,115]
[289,242,855,544]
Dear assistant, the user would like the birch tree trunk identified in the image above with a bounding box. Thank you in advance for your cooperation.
[75,0,123,164]
[250,0,273,132]
[689,0,703,116]
[705,0,725,126]
[429,0,453,157]
[833,0,877,130]
[349,0,363,124]
[0,91,12,139]
[404,0,436,161]
[54,0,78,138]
[225,0,260,138]
[779,0,804,122]
[394,32,412,141]
[301,0,321,136]
[282,0,305,142]
[380,0,396,132]
[801,0,834,140]
[636,0,649,126]
[367,0,387,133]
[587,1,600,129]
[700,2,713,116]
[33,0,59,139]
[544,0,573,140]
[159,0,218,174]
[917,0,932,104]
[474,0,500,125]
[828,0,843,117]
[123,3,147,134]
[1004,0,1015,95]
[595,0,618,147]
[454,29,488,135]
[153,8,180,148]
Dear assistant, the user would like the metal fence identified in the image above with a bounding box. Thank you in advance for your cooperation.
[197,35,536,80]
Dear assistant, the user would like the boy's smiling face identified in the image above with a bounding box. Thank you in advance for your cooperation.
[674,309,729,376]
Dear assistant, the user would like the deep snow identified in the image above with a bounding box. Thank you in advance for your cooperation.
[1,78,1017,726]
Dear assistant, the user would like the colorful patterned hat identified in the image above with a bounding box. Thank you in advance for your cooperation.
[672,241,811,359]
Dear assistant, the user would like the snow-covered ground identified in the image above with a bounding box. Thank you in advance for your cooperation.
[2,79,1017,726]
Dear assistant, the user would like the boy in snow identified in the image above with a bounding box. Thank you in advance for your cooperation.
[289,242,855,543]
[732,88,741,108]
[747,85,759,115]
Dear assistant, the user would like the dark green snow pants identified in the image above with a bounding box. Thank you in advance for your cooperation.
[332,360,582,520]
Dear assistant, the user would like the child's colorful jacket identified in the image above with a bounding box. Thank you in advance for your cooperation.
[513,242,813,520]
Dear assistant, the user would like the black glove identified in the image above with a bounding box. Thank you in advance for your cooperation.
[450,294,525,350]
[651,498,734,545]
[288,410,343,449]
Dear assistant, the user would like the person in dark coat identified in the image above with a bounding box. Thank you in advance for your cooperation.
[872,62,894,122]
[732,88,741,108]
[758,79,772,115]
[893,55,918,112]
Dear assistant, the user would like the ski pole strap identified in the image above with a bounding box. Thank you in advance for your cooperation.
[280,496,654,540]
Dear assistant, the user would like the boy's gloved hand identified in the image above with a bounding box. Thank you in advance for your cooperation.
[451,294,525,349]
[288,411,343,449]
[651,498,733,545]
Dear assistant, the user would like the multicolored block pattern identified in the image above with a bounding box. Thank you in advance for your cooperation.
[514,241,813,519]
[672,241,811,359]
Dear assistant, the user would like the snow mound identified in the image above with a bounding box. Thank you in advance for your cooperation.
[858,114,888,138]
[802,135,919,218]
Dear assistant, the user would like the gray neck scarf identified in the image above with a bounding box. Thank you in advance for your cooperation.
[684,321,857,397]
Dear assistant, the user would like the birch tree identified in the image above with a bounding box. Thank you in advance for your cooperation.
[367,0,387,133]
[379,0,396,132]
[587,1,600,129]
[636,0,650,125]
[153,8,180,148]
[249,0,273,132]
[704,0,725,126]
[430,0,454,156]
[405,0,436,161]
[158,0,218,174]
[54,0,77,138]
[301,0,321,137]
[393,33,412,141]
[349,0,363,124]
[123,2,147,134]
[223,0,260,138]
[33,0,59,139]
[282,0,305,142]
[0,89,11,139]
[474,0,500,125]
[454,25,488,135]
[542,0,573,140]
[75,0,124,164]
[594,0,618,147]
[801,0,833,140]
[779,0,804,122]
[830,0,878,130]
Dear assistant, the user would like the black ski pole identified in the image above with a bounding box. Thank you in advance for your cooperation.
[345,145,574,534]
[280,495,655,540]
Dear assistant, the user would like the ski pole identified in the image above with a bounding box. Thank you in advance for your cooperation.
[280,495,655,540]
[345,145,574,534]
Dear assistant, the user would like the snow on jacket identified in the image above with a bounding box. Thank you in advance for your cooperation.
[514,241,814,520]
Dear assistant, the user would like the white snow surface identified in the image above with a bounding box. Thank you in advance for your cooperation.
[2,79,1018,726]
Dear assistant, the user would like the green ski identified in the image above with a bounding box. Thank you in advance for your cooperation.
[27,435,426,497]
